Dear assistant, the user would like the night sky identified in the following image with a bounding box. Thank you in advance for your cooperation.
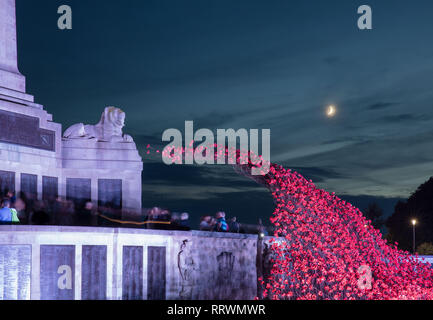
[14,0,433,226]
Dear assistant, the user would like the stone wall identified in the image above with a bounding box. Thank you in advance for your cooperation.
[0,226,265,300]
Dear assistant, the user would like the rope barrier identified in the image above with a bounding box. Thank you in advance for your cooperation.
[98,214,171,226]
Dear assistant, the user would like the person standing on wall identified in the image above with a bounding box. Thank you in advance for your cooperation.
[228,217,240,233]
[215,211,229,232]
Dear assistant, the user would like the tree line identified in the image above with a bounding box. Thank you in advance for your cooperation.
[363,177,433,254]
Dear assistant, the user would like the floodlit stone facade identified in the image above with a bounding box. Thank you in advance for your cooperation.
[0,0,143,213]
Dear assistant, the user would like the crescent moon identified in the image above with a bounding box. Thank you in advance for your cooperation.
[326,105,336,117]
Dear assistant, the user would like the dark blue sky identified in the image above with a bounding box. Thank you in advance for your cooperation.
[15,0,433,225]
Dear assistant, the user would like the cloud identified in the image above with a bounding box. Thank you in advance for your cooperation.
[142,162,258,187]
[367,102,399,110]
[376,113,431,124]
[291,166,342,183]
[340,194,404,218]
[323,56,341,66]
[285,129,433,198]
[273,141,355,163]
[141,182,262,201]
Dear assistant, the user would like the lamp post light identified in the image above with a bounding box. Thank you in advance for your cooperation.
[411,219,417,253]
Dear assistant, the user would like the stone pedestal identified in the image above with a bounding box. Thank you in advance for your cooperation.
[0,0,144,217]
[62,139,143,213]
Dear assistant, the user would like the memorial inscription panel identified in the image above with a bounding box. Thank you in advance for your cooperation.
[40,245,75,300]
[0,170,14,195]
[20,173,37,199]
[42,176,58,201]
[66,178,91,209]
[147,246,166,300]
[0,110,55,151]
[0,245,31,300]
[122,246,143,300]
[98,179,122,209]
[81,245,107,300]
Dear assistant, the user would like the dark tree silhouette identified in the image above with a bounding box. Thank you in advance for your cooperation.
[363,202,385,231]
[417,243,433,255]
[387,177,433,251]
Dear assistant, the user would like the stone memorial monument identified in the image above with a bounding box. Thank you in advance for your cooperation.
[0,1,261,302]
[0,0,143,214]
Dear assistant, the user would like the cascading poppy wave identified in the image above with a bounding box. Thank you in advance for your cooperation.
[151,143,433,300]
[259,164,433,300]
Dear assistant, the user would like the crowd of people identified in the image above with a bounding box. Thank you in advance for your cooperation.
[0,191,270,235]
[199,212,234,232]
[142,208,233,232]
[0,190,99,226]
[143,207,191,230]
[146,207,269,235]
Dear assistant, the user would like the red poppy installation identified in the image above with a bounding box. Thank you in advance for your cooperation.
[153,143,433,300]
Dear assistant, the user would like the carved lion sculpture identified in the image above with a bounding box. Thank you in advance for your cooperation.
[63,107,133,143]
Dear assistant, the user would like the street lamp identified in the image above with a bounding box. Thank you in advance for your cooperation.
[411,219,417,253]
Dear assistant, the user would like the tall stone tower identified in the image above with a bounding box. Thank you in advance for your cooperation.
[0,0,26,93]
[0,0,63,204]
